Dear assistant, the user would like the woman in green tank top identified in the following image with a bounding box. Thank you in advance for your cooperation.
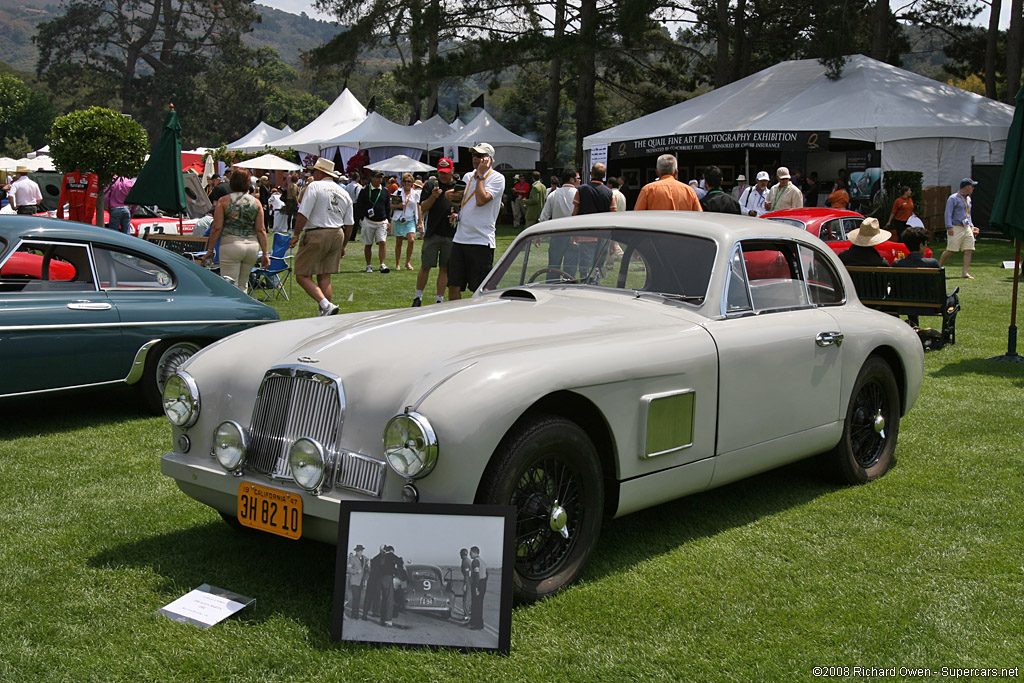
[202,168,269,291]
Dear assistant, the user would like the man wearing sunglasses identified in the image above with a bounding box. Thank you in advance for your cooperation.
[448,142,505,300]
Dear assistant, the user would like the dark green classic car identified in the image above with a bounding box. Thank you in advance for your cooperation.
[0,216,278,411]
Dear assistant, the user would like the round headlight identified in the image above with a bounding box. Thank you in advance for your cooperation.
[383,412,438,479]
[289,437,325,491]
[213,420,247,471]
[163,372,200,428]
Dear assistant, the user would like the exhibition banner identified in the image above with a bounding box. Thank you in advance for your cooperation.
[608,131,829,158]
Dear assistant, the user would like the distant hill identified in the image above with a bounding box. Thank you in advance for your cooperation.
[0,1,343,72]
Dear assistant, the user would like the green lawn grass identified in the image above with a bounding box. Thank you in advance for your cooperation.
[2,228,1022,681]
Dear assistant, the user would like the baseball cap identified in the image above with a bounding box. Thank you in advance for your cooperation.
[437,157,454,170]
[469,142,495,156]
[756,171,770,181]
[960,178,978,188]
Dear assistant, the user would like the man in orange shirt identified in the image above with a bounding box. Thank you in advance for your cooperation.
[634,154,702,211]
[885,186,914,239]
[827,182,850,210]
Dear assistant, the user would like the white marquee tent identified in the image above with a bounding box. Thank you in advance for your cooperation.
[233,153,303,172]
[434,110,540,169]
[412,114,456,143]
[225,121,292,154]
[583,55,1014,188]
[274,88,367,155]
[318,112,430,165]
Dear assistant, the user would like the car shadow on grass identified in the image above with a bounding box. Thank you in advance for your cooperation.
[88,517,339,640]
[0,385,154,438]
[582,458,840,583]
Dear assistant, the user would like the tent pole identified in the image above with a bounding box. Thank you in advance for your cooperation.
[745,149,749,186]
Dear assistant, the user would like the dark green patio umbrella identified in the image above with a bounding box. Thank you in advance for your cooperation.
[125,105,188,218]
[989,86,1024,361]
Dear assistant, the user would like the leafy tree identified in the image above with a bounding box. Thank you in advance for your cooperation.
[0,73,56,149]
[35,0,258,136]
[3,135,34,159]
[49,107,150,225]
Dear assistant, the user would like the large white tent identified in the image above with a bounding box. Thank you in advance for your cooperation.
[233,153,303,172]
[583,55,1014,188]
[318,112,430,165]
[434,110,540,169]
[225,121,292,154]
[274,88,367,155]
[412,114,455,143]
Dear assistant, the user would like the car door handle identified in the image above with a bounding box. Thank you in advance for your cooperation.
[67,302,112,311]
[816,331,844,347]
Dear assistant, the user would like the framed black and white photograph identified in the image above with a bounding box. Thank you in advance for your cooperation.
[622,168,641,189]
[331,502,514,655]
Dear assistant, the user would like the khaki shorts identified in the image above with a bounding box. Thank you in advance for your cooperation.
[421,234,453,269]
[294,228,345,276]
[946,223,976,252]
[360,219,388,245]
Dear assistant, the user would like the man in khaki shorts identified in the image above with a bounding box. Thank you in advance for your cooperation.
[290,157,354,316]
[939,178,979,279]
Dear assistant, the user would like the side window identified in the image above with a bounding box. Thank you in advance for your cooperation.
[819,219,840,241]
[740,240,809,312]
[0,241,95,292]
[799,245,844,305]
[725,246,752,313]
[842,218,862,237]
[93,247,175,290]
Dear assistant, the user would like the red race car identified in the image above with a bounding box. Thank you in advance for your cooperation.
[762,208,930,264]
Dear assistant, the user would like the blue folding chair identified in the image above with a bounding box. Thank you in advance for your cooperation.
[248,232,293,301]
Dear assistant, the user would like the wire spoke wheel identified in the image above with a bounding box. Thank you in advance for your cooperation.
[512,455,583,579]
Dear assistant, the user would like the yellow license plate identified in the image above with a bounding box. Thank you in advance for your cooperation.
[237,482,302,540]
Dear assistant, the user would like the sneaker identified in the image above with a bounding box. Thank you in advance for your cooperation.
[317,303,339,317]
[365,265,374,273]
[379,264,390,273]
[411,297,422,307]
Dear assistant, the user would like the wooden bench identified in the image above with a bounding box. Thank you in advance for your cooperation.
[846,266,960,344]
[143,232,207,259]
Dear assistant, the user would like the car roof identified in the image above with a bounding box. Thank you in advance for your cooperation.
[518,210,813,246]
[0,215,191,264]
[763,207,864,220]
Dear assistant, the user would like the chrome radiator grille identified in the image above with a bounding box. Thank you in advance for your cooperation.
[245,366,386,497]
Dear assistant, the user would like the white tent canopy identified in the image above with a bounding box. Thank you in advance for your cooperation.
[16,156,56,171]
[233,153,303,172]
[318,112,429,161]
[412,114,455,143]
[274,88,367,155]
[584,55,1013,188]
[365,154,436,173]
[434,110,540,169]
[226,121,292,154]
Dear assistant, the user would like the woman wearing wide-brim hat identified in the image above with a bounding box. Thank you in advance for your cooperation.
[839,217,891,267]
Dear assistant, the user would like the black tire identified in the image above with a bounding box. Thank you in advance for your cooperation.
[139,340,201,414]
[821,356,900,484]
[477,415,604,603]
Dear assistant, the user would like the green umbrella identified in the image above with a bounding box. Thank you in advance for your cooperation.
[125,105,188,216]
[989,86,1024,361]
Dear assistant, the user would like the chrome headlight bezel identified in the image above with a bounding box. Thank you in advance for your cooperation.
[289,437,326,491]
[212,420,248,472]
[383,412,438,479]
[163,371,200,428]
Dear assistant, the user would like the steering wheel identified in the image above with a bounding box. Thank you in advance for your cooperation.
[528,267,576,284]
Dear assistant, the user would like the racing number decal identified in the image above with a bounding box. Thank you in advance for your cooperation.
[422,580,432,591]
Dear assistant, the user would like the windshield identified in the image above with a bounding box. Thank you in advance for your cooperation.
[483,228,716,304]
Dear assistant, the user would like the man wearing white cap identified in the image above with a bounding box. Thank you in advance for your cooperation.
[731,174,748,200]
[765,166,803,212]
[449,142,505,299]
[10,166,43,215]
[291,157,354,316]
[738,171,770,217]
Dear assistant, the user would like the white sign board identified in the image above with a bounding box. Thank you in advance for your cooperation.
[590,145,608,167]
[157,584,254,629]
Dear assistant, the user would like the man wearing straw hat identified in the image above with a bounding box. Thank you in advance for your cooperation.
[838,217,890,267]
[291,157,354,317]
[9,165,43,215]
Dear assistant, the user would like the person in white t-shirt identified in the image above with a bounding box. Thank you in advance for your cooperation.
[448,142,505,300]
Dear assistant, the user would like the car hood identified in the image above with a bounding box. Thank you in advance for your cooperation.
[188,286,708,408]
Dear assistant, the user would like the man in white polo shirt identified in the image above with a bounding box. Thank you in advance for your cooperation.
[448,142,505,300]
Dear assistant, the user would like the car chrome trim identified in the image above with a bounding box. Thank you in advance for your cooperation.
[0,379,125,398]
[815,331,845,347]
[336,450,388,497]
[407,362,478,413]
[66,301,112,311]
[124,339,162,385]
[0,319,274,332]
[640,389,695,458]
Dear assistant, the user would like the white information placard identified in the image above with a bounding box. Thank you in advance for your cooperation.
[157,584,254,629]
[590,145,608,166]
